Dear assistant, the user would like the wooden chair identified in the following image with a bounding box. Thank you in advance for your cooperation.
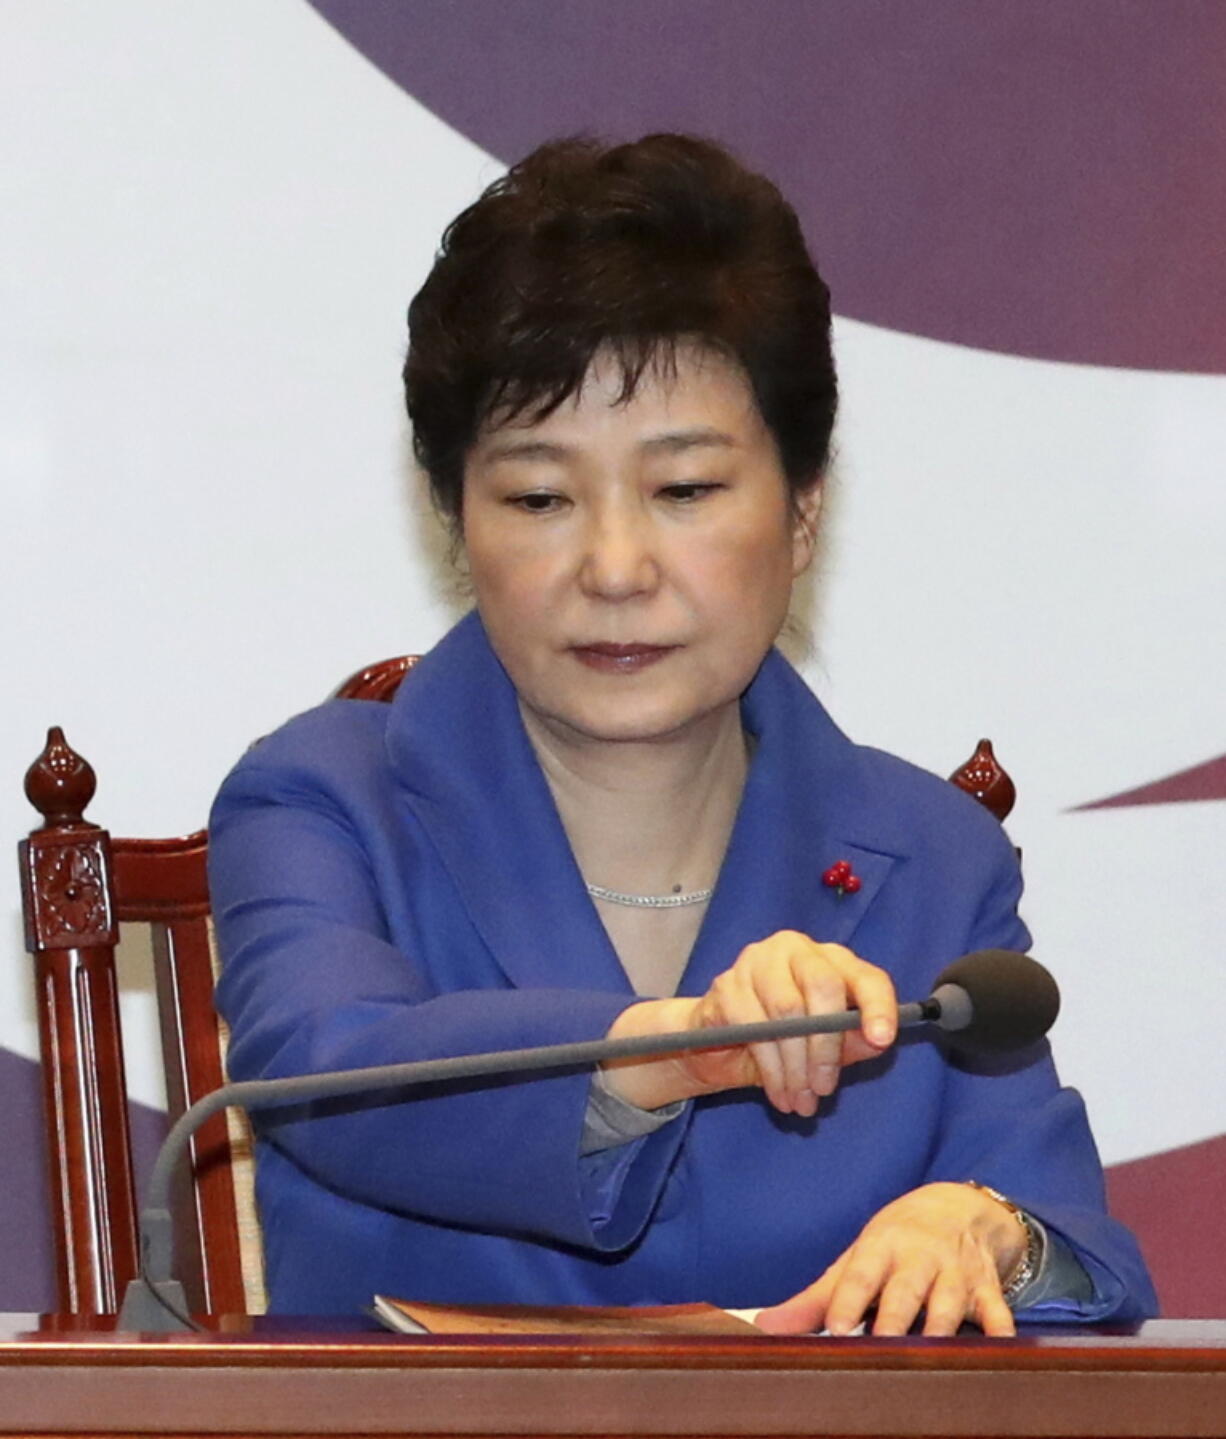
[19,663,1013,1319]
[19,657,415,1318]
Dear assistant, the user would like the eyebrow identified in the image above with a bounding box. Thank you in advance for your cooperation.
[479,428,739,465]
[479,439,572,465]
[641,427,739,456]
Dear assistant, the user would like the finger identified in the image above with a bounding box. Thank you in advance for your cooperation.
[755,951,821,1109]
[824,1250,892,1336]
[791,949,849,1095]
[732,948,821,1114]
[920,1267,972,1337]
[823,945,898,1051]
[870,1262,939,1337]
[971,1280,1016,1338]
[755,1261,843,1335]
[723,965,794,1113]
[685,987,759,1096]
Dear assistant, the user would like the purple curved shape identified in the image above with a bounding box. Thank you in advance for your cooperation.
[1074,753,1226,810]
[0,1046,166,1313]
[308,0,1226,374]
[1107,1134,1226,1317]
[0,1047,52,1310]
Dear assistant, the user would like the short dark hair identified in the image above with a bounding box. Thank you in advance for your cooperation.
[404,134,836,524]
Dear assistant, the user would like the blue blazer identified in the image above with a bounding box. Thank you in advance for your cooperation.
[210,613,1156,1318]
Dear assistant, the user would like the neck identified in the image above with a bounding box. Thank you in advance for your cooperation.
[521,704,750,898]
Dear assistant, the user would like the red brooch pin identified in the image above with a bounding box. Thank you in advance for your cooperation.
[822,859,862,897]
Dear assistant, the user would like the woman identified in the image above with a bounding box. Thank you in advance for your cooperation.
[210,135,1155,1332]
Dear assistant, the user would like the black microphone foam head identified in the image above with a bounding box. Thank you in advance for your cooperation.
[932,949,1060,1053]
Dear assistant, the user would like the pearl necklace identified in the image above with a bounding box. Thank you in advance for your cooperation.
[585,882,714,910]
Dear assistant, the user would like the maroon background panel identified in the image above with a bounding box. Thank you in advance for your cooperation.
[1075,754,1226,810]
[1107,1136,1226,1317]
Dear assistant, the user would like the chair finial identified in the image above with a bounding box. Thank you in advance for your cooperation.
[25,727,98,826]
[949,738,1017,822]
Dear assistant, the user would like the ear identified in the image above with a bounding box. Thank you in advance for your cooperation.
[790,482,822,577]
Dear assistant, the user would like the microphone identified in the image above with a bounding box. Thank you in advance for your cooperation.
[928,948,1060,1052]
[118,948,1057,1332]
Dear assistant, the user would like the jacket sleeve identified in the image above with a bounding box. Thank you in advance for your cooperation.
[920,826,1158,1321]
[208,746,688,1254]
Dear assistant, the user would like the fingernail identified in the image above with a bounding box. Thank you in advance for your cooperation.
[869,1019,892,1046]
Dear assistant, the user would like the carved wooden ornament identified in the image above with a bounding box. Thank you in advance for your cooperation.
[21,727,118,950]
[949,737,1017,823]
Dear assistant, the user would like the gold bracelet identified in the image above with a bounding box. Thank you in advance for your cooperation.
[965,1181,1042,1303]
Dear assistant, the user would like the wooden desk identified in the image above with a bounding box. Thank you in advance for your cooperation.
[0,1317,1222,1438]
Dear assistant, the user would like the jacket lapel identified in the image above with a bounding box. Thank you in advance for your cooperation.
[678,651,908,995]
[385,613,632,996]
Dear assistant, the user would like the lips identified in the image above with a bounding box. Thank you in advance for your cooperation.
[570,643,676,674]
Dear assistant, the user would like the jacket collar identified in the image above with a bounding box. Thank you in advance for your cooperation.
[385,612,911,996]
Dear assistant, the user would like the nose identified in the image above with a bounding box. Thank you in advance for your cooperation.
[578,506,660,600]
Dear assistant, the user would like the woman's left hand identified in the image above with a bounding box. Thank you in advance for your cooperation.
[755,1182,1027,1337]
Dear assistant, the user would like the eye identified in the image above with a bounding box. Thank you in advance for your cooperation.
[657,481,724,504]
[507,491,568,514]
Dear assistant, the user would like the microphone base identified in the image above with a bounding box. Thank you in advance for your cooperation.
[117,1276,192,1333]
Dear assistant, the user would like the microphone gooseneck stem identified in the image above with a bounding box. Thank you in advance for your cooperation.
[141,1001,938,1272]
[143,999,938,1253]
[126,985,977,1330]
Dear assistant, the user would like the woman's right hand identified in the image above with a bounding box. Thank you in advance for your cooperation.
[601,932,897,1114]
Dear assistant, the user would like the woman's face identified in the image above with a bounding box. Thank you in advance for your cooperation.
[461,346,819,749]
